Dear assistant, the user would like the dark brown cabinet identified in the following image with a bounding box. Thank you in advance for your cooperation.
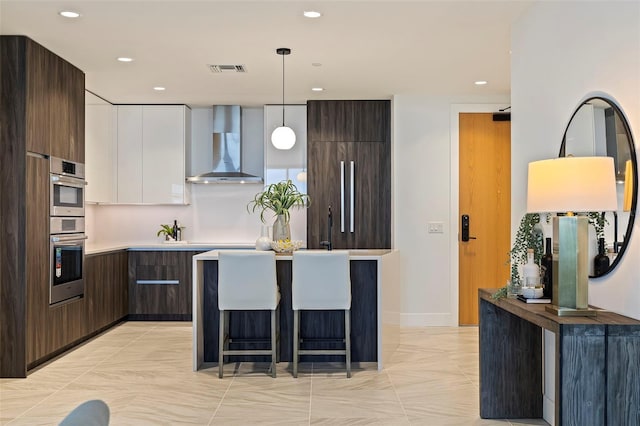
[85,251,128,332]
[25,155,88,369]
[307,100,391,249]
[307,100,389,143]
[2,36,85,376]
[11,36,85,161]
[128,251,202,320]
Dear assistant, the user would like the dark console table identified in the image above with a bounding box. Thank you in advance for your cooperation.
[479,288,640,426]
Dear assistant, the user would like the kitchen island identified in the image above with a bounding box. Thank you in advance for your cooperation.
[192,249,400,371]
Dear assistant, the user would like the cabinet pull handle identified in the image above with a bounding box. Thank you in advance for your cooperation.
[340,161,345,233]
[136,280,179,285]
[350,161,355,233]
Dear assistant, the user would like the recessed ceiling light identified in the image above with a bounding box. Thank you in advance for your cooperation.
[311,87,324,92]
[311,63,322,67]
[303,11,322,18]
[117,57,133,62]
[475,80,488,86]
[59,11,80,18]
[153,86,166,91]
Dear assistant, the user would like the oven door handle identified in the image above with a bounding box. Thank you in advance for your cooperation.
[51,235,88,243]
[51,175,87,187]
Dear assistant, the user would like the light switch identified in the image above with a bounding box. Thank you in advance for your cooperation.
[428,222,444,233]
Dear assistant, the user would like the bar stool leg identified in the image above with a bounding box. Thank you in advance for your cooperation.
[345,309,351,378]
[219,310,225,378]
[270,309,277,378]
[293,310,300,378]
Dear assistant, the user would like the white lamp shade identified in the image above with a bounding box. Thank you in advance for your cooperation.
[527,157,617,213]
[271,126,296,150]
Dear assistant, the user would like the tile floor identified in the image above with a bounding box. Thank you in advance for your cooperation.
[0,322,548,425]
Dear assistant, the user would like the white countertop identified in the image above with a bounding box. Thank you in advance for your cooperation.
[85,242,255,255]
[193,249,393,261]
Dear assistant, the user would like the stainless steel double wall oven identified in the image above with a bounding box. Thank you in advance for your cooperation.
[49,157,86,305]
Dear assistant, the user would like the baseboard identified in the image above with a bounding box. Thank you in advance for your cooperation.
[127,314,192,321]
[543,395,555,425]
[400,313,456,327]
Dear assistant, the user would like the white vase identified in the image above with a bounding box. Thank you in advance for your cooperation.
[272,215,291,241]
[255,225,272,251]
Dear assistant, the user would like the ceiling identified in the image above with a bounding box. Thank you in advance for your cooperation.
[0,0,532,107]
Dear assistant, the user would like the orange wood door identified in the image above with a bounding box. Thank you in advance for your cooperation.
[459,113,511,325]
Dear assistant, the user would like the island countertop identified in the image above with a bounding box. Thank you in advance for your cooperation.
[192,248,393,261]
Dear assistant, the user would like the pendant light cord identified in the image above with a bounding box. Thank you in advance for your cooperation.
[281,51,285,126]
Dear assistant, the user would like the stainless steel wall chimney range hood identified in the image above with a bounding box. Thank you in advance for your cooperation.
[186,105,263,184]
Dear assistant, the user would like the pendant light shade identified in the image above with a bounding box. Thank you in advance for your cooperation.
[272,47,295,150]
[271,125,296,149]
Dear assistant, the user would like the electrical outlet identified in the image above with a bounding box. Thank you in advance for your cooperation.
[428,222,444,233]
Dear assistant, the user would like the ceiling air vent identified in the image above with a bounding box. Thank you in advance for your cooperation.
[209,64,246,73]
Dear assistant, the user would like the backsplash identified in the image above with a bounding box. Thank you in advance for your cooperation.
[86,183,308,246]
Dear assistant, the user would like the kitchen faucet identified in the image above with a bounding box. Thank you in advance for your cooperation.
[320,206,333,251]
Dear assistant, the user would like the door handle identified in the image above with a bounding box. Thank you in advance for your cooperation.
[461,214,476,242]
[350,160,354,233]
[340,161,345,233]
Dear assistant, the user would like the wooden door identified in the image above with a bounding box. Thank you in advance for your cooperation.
[459,113,511,325]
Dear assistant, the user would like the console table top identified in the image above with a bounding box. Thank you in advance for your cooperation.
[479,288,640,333]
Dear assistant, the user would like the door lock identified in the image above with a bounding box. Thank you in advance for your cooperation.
[461,214,477,242]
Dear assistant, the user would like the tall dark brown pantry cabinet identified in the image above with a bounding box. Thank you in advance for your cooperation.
[307,100,391,249]
[1,36,85,377]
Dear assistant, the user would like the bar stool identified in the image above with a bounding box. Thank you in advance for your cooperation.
[217,250,279,378]
[292,250,351,378]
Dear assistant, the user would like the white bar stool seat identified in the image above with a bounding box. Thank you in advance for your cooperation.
[292,250,352,378]
[218,250,279,378]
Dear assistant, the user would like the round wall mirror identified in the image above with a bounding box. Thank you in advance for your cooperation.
[560,96,637,277]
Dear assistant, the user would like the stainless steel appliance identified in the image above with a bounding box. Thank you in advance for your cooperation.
[50,232,86,305]
[50,156,85,217]
[186,105,263,183]
[49,157,86,305]
[50,217,85,234]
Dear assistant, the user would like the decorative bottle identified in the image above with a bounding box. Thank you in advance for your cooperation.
[522,248,540,289]
[172,220,179,240]
[255,225,272,251]
[541,238,553,299]
[593,237,610,277]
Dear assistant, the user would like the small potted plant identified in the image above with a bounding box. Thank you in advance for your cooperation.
[247,179,310,241]
[157,224,175,241]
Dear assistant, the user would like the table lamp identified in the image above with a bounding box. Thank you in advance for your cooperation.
[527,157,617,316]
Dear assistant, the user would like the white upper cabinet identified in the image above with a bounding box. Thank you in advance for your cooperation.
[85,92,117,203]
[141,106,188,203]
[116,105,190,204]
[116,105,144,203]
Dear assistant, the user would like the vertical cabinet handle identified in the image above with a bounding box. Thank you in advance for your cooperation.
[340,161,345,233]
[350,161,355,233]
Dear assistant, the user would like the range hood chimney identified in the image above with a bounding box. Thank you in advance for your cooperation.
[186,105,263,184]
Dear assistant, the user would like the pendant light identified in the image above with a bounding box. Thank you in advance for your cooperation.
[271,47,296,150]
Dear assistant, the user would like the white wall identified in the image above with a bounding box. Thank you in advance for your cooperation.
[511,0,640,319]
[393,94,509,326]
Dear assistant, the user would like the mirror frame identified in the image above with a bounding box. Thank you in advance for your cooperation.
[559,96,638,277]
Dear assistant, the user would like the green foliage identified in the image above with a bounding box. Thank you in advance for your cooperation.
[247,179,310,224]
[587,212,608,242]
[156,224,174,238]
[492,286,508,300]
[508,213,544,289]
